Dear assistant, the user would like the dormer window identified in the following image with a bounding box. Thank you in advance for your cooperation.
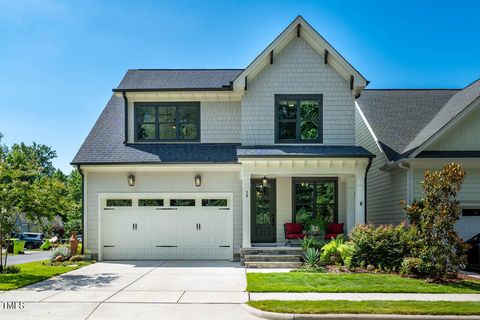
[275,94,323,143]
[134,102,200,142]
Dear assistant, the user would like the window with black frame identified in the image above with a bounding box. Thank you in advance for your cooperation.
[293,178,337,225]
[135,102,200,141]
[275,94,323,143]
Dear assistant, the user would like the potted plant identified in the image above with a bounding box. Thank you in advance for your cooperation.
[310,215,327,238]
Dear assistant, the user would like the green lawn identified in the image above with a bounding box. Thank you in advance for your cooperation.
[0,260,91,290]
[248,300,480,315]
[247,272,480,293]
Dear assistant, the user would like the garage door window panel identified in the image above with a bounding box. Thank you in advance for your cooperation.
[139,199,164,207]
[202,199,228,207]
[170,199,196,207]
[106,199,132,207]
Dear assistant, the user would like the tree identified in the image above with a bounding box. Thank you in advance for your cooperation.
[63,169,82,237]
[402,163,468,280]
[0,137,69,272]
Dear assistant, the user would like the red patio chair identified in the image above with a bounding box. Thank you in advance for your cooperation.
[284,223,306,246]
[325,223,344,240]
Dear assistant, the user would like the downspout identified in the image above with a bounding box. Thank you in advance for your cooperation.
[122,91,128,145]
[398,161,410,204]
[364,157,373,224]
[76,165,85,255]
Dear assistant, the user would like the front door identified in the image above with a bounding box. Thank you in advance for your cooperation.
[251,179,276,243]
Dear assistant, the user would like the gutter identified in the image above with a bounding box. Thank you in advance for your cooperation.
[76,165,85,255]
[364,157,373,224]
[122,91,128,144]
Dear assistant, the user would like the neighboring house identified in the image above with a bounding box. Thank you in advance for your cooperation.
[72,16,374,261]
[356,80,480,240]
[15,213,40,233]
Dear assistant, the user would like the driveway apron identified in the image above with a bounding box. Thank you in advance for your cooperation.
[0,260,260,320]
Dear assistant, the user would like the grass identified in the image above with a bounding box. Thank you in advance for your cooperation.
[0,260,91,290]
[248,300,480,315]
[247,272,480,293]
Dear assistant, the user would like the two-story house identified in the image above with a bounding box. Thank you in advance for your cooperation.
[72,16,374,261]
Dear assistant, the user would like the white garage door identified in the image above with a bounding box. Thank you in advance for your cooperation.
[101,194,233,260]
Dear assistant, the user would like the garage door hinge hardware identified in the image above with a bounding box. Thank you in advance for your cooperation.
[156,207,178,210]
[219,245,230,248]
[103,245,115,248]
[104,208,115,210]
[219,208,230,211]
[156,245,178,248]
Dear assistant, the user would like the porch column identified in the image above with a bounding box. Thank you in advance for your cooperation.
[346,177,355,232]
[241,174,251,248]
[354,173,365,225]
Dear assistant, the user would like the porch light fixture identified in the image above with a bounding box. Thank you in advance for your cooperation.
[262,175,268,187]
[127,175,135,187]
[195,175,202,187]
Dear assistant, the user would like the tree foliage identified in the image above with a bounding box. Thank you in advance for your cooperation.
[0,135,70,272]
[401,163,468,280]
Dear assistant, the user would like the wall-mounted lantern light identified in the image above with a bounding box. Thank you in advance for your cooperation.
[127,175,135,187]
[195,175,202,187]
[262,175,268,187]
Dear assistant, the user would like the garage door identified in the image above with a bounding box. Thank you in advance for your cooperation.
[101,194,232,260]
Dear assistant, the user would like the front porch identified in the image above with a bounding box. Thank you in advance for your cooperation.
[239,156,371,249]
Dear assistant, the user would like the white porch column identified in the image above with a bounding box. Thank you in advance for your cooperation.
[241,174,252,248]
[346,177,356,233]
[354,172,366,225]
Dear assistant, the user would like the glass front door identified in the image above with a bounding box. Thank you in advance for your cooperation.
[293,178,337,226]
[251,179,276,243]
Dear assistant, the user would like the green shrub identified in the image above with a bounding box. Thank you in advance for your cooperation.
[320,236,345,264]
[402,163,468,280]
[50,246,69,262]
[400,257,423,277]
[337,243,354,268]
[303,248,320,269]
[349,224,412,271]
[69,255,85,262]
[4,265,20,274]
[300,236,325,250]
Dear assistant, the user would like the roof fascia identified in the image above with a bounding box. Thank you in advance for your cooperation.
[409,96,480,158]
[355,101,384,154]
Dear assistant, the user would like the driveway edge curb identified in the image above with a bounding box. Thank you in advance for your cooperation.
[242,304,480,320]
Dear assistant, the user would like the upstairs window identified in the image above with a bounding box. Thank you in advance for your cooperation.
[135,102,200,142]
[275,94,323,143]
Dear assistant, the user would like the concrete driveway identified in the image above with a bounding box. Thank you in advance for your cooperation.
[0,261,261,320]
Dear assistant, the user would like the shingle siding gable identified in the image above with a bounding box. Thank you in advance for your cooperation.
[241,37,355,145]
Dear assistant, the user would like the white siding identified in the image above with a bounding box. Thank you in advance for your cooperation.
[427,105,480,151]
[355,108,407,224]
[85,170,242,256]
[241,37,355,145]
[201,101,241,143]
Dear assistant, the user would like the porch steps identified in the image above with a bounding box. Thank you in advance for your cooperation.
[240,247,304,269]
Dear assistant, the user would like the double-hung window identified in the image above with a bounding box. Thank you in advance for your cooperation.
[275,94,323,143]
[135,102,200,142]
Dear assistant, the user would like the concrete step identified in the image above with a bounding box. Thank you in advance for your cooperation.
[244,254,302,262]
[245,261,303,269]
[240,247,304,256]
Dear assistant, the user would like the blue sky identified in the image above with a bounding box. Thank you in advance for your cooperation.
[0,0,478,172]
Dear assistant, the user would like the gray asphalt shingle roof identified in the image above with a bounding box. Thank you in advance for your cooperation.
[237,146,374,158]
[357,79,480,161]
[114,69,244,91]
